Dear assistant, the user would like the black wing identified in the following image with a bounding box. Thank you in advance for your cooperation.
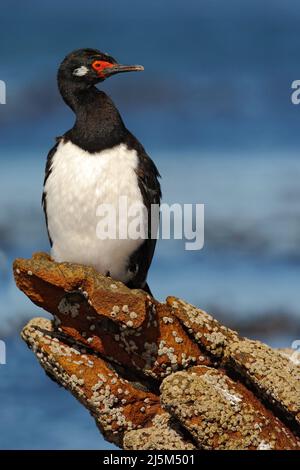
[125,132,161,289]
[42,140,60,246]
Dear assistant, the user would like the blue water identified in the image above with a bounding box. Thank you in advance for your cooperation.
[1,0,300,450]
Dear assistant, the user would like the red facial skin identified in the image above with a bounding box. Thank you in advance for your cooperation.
[92,60,114,78]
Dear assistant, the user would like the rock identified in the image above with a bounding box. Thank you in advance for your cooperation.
[14,253,210,380]
[161,366,299,450]
[21,317,192,449]
[279,348,300,366]
[123,413,195,450]
[168,297,300,430]
[225,340,300,429]
[14,253,300,450]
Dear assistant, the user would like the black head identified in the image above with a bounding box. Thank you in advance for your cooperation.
[58,48,144,86]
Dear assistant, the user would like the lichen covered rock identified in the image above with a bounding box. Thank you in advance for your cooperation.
[14,253,300,450]
[161,366,299,450]
[14,253,211,380]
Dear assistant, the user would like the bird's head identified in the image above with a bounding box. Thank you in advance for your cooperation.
[58,48,144,86]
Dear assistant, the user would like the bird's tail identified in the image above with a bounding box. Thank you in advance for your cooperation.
[127,280,153,297]
[143,282,153,297]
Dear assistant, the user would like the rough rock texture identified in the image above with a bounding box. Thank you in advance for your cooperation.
[15,253,210,381]
[279,348,300,366]
[14,253,300,450]
[124,413,195,450]
[161,367,298,450]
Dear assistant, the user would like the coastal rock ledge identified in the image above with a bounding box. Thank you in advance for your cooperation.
[13,252,300,450]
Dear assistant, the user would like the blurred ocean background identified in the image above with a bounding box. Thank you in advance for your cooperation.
[1,0,300,449]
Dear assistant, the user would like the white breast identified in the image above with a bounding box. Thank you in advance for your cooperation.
[44,140,146,283]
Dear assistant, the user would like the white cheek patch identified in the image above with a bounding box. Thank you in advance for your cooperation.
[73,66,89,77]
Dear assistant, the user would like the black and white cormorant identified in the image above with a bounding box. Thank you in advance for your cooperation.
[42,48,161,294]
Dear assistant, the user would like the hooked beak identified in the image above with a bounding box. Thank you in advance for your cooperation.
[103,64,144,77]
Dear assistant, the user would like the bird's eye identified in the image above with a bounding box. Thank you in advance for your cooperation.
[92,61,103,70]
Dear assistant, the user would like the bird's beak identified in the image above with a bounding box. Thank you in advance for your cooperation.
[103,64,144,77]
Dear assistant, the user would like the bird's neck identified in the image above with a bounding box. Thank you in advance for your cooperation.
[59,81,127,153]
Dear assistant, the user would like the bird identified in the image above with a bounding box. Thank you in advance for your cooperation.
[42,48,161,295]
